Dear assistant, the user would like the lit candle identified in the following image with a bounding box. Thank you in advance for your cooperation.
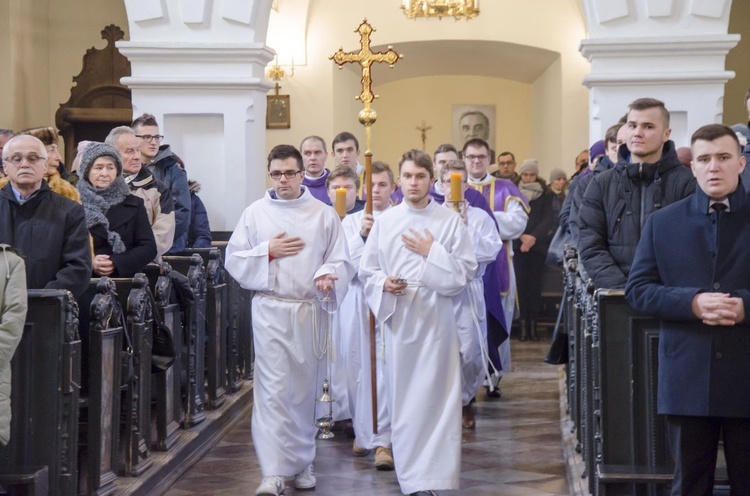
[450,173,463,202]
[335,188,347,218]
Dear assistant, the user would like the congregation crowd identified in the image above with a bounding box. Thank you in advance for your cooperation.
[2,93,750,496]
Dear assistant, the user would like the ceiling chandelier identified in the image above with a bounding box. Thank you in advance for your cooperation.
[401,0,480,20]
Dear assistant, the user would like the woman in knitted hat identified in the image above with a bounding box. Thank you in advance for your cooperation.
[514,159,555,342]
[77,142,156,277]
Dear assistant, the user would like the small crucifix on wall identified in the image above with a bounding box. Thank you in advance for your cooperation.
[415,120,432,151]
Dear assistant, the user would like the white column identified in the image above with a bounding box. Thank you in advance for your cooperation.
[118,0,274,231]
[580,0,739,146]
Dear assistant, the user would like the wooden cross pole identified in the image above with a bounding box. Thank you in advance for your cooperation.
[330,19,401,435]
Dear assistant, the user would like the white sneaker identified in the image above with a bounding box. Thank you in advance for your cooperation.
[255,475,285,495]
[294,464,316,490]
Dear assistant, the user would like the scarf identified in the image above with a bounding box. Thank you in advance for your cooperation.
[519,181,543,202]
[77,176,131,254]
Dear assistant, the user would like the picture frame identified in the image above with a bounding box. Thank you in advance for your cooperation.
[266,94,291,129]
[452,104,496,152]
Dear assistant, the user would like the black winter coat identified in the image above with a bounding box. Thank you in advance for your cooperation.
[578,141,696,289]
[188,192,212,248]
[90,195,157,278]
[0,182,92,299]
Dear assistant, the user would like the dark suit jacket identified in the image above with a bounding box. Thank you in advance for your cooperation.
[0,182,91,299]
[90,195,157,278]
[625,184,750,418]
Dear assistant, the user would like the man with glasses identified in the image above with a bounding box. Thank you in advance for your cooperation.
[0,135,91,299]
[491,151,520,184]
[463,138,528,391]
[106,126,176,260]
[132,113,191,253]
[225,144,353,496]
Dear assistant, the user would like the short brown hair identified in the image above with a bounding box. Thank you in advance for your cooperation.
[398,149,433,179]
[605,123,621,145]
[439,159,467,182]
[300,135,327,151]
[332,132,359,151]
[433,143,458,161]
[18,126,58,146]
[690,124,741,151]
[628,98,670,127]
[462,138,490,155]
[371,160,394,185]
[267,144,303,171]
[131,113,159,129]
[326,165,361,190]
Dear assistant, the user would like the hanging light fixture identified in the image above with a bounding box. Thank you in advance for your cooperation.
[401,0,480,20]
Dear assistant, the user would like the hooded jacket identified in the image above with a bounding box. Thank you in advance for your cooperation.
[0,245,27,445]
[578,141,696,289]
[147,145,191,253]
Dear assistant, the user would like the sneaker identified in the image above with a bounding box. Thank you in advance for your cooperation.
[374,446,394,471]
[410,491,437,495]
[255,475,285,495]
[352,440,371,457]
[294,464,316,490]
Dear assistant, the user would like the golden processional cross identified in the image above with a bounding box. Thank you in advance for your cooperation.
[330,19,401,435]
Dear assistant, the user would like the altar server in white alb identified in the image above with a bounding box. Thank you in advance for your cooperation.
[341,160,397,470]
[360,149,478,496]
[437,159,502,430]
[225,144,354,496]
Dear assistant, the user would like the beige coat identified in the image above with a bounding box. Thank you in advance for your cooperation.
[0,244,27,445]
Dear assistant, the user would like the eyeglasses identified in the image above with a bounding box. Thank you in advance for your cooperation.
[2,153,47,166]
[269,170,302,180]
[135,134,164,143]
[465,154,489,162]
[497,160,515,166]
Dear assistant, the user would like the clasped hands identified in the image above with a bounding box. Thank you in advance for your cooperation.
[692,292,745,326]
[93,254,115,277]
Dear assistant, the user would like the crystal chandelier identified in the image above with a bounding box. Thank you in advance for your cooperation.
[401,0,480,20]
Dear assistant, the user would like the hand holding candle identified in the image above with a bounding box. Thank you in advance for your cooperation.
[450,172,463,202]
[335,188,347,218]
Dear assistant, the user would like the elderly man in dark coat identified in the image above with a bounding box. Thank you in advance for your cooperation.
[626,124,750,496]
[0,135,91,300]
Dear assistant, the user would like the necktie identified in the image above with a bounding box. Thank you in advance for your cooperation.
[712,203,727,214]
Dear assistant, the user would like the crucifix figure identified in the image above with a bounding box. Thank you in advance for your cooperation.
[416,120,432,151]
[330,19,401,436]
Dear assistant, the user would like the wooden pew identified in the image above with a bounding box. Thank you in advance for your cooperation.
[111,274,154,476]
[0,290,80,496]
[208,241,254,388]
[177,248,230,408]
[77,278,125,496]
[593,290,731,495]
[562,246,581,450]
[162,254,207,427]
[141,263,183,451]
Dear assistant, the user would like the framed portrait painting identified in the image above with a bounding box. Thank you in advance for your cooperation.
[267,94,291,129]
[452,104,496,153]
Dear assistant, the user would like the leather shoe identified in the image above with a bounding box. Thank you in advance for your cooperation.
[462,404,476,429]
[374,446,394,470]
[352,440,371,457]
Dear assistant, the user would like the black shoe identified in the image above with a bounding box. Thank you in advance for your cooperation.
[520,320,530,342]
[530,321,540,341]
[485,385,502,398]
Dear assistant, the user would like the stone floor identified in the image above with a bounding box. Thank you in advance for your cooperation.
[164,339,569,496]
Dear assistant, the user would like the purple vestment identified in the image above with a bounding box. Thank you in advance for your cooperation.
[302,168,331,203]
